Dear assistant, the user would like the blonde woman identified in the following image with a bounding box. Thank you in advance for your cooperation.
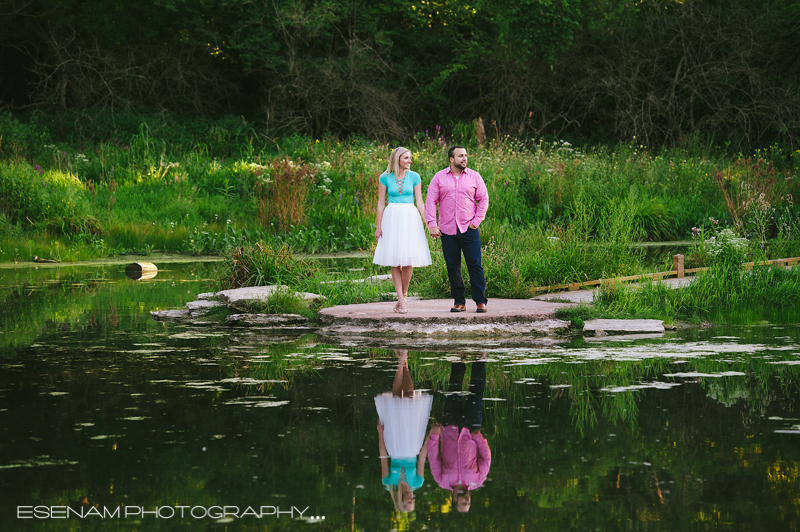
[376,350,432,513]
[373,147,432,313]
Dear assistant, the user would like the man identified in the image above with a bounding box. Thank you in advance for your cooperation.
[427,359,491,513]
[425,145,489,312]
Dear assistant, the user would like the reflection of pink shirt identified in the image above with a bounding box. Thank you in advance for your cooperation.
[427,426,491,491]
[425,167,489,235]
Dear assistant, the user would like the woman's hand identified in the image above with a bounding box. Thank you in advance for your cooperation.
[377,421,385,433]
[375,227,382,241]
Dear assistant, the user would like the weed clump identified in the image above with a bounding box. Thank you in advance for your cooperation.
[220,242,317,289]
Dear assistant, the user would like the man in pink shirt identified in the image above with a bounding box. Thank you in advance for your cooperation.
[427,361,490,513]
[425,145,489,312]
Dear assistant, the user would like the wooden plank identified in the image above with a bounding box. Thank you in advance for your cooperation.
[531,256,796,295]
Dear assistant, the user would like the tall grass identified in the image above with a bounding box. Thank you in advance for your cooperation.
[1,113,798,264]
[596,264,800,324]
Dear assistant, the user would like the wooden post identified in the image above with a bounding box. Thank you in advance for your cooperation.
[775,259,786,268]
[673,254,685,278]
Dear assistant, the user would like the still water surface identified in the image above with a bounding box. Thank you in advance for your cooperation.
[1,261,799,531]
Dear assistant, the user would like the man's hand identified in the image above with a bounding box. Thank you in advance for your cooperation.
[430,423,442,436]
[469,223,477,230]
[429,227,441,238]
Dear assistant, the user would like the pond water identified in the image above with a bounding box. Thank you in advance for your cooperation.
[2,261,800,531]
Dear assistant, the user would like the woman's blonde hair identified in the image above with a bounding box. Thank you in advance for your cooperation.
[387,484,413,513]
[384,147,411,176]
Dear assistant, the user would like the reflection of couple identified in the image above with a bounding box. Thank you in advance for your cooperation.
[375,350,491,514]
[373,146,489,314]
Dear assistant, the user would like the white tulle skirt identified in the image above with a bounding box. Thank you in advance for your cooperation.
[375,391,433,459]
[373,203,432,267]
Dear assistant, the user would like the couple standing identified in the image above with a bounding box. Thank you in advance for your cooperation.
[373,145,489,314]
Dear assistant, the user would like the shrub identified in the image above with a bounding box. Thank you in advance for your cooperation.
[254,158,317,230]
[706,228,749,269]
[0,112,52,161]
[0,161,99,234]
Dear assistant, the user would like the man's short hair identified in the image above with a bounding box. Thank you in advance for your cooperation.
[448,145,465,160]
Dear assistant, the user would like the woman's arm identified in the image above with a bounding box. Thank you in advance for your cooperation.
[414,182,425,221]
[378,422,389,479]
[375,182,387,241]
[417,436,429,477]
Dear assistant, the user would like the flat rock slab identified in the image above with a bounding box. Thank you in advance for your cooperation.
[151,309,194,323]
[317,298,574,337]
[226,314,309,327]
[216,286,325,311]
[186,300,223,310]
[584,319,665,335]
[534,291,597,304]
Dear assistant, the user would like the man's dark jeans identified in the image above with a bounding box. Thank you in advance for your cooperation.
[440,226,487,305]
[443,362,486,432]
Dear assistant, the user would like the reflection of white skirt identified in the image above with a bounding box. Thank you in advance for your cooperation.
[375,391,433,459]
[373,203,432,267]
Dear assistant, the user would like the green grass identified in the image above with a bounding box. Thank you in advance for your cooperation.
[595,264,800,324]
[2,117,798,318]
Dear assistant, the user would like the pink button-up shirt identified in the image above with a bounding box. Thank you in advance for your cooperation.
[427,426,491,491]
[425,167,489,235]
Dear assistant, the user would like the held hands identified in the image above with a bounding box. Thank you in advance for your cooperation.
[429,227,441,239]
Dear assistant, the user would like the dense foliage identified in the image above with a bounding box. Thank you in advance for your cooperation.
[2,0,800,150]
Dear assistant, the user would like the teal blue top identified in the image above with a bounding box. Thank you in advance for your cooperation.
[382,457,424,489]
[380,171,420,204]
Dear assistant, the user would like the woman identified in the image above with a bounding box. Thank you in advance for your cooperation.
[373,147,432,313]
[376,350,433,513]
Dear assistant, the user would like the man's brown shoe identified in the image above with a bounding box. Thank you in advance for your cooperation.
[476,303,488,313]
[450,304,467,312]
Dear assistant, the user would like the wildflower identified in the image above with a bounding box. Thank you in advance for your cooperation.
[692,227,701,235]
[709,217,719,225]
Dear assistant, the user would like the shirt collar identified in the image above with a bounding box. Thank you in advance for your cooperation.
[446,167,470,177]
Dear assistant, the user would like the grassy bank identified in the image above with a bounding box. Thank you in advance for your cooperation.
[2,112,798,262]
[2,112,799,323]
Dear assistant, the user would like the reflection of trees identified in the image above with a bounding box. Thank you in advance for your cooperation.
[10,334,800,531]
[0,263,215,354]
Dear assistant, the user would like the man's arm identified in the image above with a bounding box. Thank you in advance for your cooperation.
[470,173,489,229]
[473,432,491,480]
[427,423,443,482]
